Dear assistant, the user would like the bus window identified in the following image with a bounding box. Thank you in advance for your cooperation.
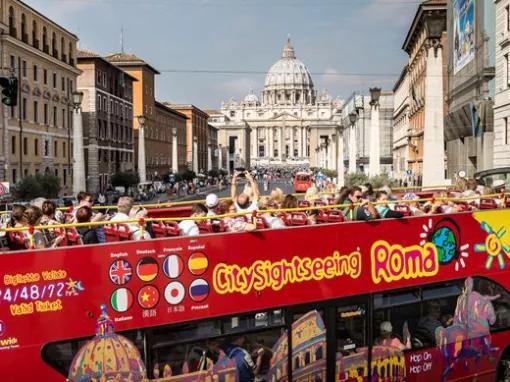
[290,309,326,382]
[41,329,145,377]
[473,277,510,330]
[336,304,367,382]
[150,310,285,381]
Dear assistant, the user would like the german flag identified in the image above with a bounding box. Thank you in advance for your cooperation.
[136,257,158,282]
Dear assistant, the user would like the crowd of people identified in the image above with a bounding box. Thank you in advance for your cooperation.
[0,170,507,250]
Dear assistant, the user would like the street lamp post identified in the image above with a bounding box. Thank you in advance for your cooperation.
[137,115,147,183]
[172,127,178,174]
[336,124,345,187]
[369,87,381,177]
[348,112,358,173]
[72,91,85,194]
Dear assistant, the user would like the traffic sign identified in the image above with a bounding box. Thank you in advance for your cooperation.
[406,169,412,176]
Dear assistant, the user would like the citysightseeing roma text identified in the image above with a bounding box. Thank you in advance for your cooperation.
[213,251,362,295]
[213,240,440,295]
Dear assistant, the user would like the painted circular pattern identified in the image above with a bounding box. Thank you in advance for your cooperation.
[430,226,457,264]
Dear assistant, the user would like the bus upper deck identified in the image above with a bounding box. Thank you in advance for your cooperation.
[1,199,510,381]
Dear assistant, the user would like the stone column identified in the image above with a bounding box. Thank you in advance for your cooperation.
[369,99,381,176]
[172,128,178,173]
[279,128,283,160]
[302,127,306,158]
[193,136,198,173]
[207,143,212,171]
[422,39,445,187]
[250,127,256,158]
[226,143,230,174]
[297,126,302,158]
[289,127,294,158]
[269,127,274,158]
[72,106,86,193]
[336,126,345,187]
[137,120,147,183]
[349,123,356,173]
[218,144,223,169]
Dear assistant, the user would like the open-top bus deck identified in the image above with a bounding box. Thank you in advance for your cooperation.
[1,202,510,381]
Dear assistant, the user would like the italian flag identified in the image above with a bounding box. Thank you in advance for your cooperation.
[111,288,133,313]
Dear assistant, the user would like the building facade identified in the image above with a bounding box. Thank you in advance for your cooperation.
[209,39,343,172]
[154,101,187,175]
[445,0,496,178]
[402,0,448,186]
[0,0,80,192]
[165,104,209,173]
[392,66,411,184]
[77,50,135,193]
[341,92,394,175]
[106,53,183,180]
[207,123,218,170]
[494,0,510,167]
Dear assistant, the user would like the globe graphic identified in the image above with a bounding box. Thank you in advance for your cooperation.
[430,226,457,264]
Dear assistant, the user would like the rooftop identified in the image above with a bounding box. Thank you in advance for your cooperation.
[105,52,160,74]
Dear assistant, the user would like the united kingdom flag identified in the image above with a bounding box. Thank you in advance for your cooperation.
[109,260,133,285]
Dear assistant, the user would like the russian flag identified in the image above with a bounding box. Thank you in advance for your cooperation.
[189,279,209,302]
[163,254,184,279]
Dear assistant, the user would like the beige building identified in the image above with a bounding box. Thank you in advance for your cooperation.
[392,66,411,184]
[0,0,80,192]
[106,53,186,180]
[494,0,510,167]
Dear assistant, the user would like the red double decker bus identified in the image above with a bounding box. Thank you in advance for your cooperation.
[1,208,510,381]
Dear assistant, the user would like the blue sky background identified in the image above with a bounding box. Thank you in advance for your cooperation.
[26,0,419,109]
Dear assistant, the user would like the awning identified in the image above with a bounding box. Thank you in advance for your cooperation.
[444,100,494,141]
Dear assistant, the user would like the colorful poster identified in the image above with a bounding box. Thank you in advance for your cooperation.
[453,0,475,74]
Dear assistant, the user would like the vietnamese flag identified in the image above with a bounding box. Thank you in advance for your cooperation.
[136,257,158,282]
[137,285,159,309]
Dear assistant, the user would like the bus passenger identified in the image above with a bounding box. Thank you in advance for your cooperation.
[231,171,259,213]
[341,186,377,221]
[415,301,449,346]
[269,187,284,208]
[75,206,99,245]
[221,335,256,382]
[375,191,404,219]
[205,193,220,216]
[252,339,273,382]
[17,206,47,249]
[376,321,410,350]
[178,204,207,236]
[219,200,256,232]
[281,194,298,209]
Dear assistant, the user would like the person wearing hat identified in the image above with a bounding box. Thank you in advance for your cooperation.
[205,193,219,217]
[376,321,410,350]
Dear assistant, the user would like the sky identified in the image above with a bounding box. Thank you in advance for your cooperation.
[25,0,419,110]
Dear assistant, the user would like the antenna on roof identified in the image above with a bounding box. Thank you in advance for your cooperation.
[120,27,124,53]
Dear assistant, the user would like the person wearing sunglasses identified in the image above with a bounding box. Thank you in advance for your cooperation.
[340,186,377,221]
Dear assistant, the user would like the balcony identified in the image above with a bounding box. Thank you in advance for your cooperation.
[43,44,49,54]
[69,58,75,66]
[61,54,67,64]
[9,26,16,38]
[52,49,58,59]
[21,33,28,44]
[33,38,39,49]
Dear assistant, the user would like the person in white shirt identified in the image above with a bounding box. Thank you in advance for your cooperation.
[231,171,259,213]
[110,196,151,240]
[178,204,207,236]
[205,193,219,217]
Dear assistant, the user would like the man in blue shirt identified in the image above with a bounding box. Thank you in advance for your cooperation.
[221,335,255,382]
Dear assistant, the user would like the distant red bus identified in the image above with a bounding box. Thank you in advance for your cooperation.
[293,172,312,193]
[1,209,510,381]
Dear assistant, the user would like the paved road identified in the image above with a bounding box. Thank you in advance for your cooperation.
[146,179,295,204]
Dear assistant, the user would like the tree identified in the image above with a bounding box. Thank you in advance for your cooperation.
[369,173,397,189]
[14,173,61,200]
[345,172,369,187]
[111,171,140,191]
[179,169,196,182]
[208,169,219,178]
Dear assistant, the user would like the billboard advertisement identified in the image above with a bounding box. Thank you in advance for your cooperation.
[453,0,475,74]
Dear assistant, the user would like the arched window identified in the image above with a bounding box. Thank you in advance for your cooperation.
[42,27,48,53]
[315,345,323,360]
[21,13,27,42]
[294,356,300,370]
[51,32,57,58]
[8,7,16,38]
[304,351,311,365]
[32,20,39,48]
[60,37,66,62]
[69,42,74,65]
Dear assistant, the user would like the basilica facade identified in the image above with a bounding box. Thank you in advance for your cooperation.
[208,39,343,172]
